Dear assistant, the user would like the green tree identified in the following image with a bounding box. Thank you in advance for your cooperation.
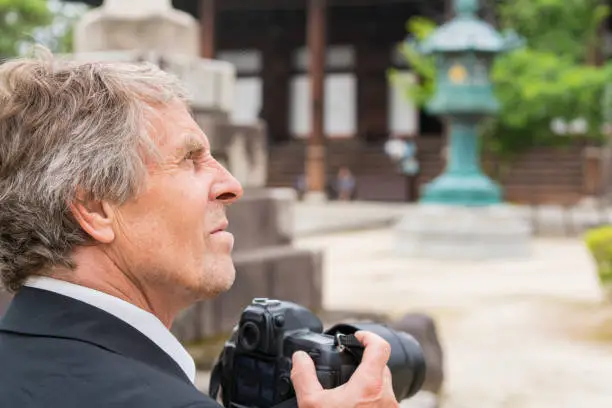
[389,17,437,108]
[0,0,52,58]
[0,0,88,59]
[393,0,612,160]
[497,0,609,64]
[35,0,89,54]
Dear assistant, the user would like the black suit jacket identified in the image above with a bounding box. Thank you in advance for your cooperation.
[0,287,221,408]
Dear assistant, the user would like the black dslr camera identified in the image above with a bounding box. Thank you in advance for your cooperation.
[209,298,426,408]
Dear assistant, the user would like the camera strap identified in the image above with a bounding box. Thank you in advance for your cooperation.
[334,333,365,360]
[208,356,223,403]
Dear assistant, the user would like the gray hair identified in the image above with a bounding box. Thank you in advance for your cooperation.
[0,48,187,292]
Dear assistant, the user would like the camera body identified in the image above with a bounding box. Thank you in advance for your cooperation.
[211,298,426,408]
[213,298,358,408]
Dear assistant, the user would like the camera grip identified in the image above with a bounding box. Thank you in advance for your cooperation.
[315,369,337,389]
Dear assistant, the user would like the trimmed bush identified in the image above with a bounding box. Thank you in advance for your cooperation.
[585,225,612,289]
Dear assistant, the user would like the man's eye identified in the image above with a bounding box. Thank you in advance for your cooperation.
[184,149,202,161]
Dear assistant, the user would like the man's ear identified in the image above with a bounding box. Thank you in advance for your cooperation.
[70,193,116,244]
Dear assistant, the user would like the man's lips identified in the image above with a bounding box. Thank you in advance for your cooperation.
[211,220,229,234]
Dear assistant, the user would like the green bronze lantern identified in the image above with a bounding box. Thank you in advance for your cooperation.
[415,0,523,206]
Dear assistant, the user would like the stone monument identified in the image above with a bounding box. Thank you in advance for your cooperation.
[394,0,532,259]
[51,0,324,341]
[74,0,199,56]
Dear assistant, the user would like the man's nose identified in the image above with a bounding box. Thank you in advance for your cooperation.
[211,163,243,204]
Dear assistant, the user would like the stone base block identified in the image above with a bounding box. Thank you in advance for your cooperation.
[172,246,323,343]
[394,204,532,259]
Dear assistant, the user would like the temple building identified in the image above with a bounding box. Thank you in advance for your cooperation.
[63,0,607,205]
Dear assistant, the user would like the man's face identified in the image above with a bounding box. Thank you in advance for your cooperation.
[109,101,243,305]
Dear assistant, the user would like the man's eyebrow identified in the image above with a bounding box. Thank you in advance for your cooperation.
[177,134,207,155]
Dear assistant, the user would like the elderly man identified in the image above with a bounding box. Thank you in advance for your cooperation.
[0,51,398,408]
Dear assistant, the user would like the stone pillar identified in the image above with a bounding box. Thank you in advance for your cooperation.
[356,42,391,142]
[199,0,216,59]
[305,0,327,199]
[261,41,291,143]
[445,0,455,20]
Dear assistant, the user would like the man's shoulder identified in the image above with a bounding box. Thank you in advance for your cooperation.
[0,331,221,408]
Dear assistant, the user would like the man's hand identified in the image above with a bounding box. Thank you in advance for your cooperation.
[290,331,399,408]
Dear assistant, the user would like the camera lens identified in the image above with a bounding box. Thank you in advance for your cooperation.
[326,323,426,401]
[363,325,425,400]
[239,322,261,351]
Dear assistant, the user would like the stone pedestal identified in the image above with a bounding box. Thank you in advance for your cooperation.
[420,118,502,206]
[302,191,328,203]
[394,204,532,259]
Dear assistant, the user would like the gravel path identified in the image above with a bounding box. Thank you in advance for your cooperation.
[295,228,612,408]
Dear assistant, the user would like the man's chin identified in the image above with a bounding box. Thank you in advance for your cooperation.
[215,270,236,295]
[199,264,236,299]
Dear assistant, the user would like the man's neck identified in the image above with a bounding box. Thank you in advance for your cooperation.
[50,246,181,328]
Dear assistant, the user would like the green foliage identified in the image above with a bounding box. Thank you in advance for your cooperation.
[498,0,609,64]
[485,49,612,157]
[0,0,87,59]
[392,0,612,159]
[389,17,437,108]
[585,226,612,287]
[0,0,52,58]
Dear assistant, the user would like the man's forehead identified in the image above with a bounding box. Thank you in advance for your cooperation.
[150,101,208,148]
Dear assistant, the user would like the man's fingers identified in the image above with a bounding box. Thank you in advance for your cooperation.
[346,331,391,394]
[383,366,397,401]
[291,351,323,400]
[354,331,391,374]
[383,366,392,386]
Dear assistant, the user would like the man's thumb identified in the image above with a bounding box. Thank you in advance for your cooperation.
[290,351,323,398]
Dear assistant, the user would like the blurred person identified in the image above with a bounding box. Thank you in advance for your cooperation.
[295,172,307,200]
[335,166,356,201]
[0,49,398,408]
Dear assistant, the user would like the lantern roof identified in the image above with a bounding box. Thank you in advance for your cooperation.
[416,0,524,55]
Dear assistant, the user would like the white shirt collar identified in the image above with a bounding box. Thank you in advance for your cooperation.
[24,276,196,383]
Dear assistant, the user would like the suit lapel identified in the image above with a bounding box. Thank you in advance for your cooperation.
[0,287,191,383]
